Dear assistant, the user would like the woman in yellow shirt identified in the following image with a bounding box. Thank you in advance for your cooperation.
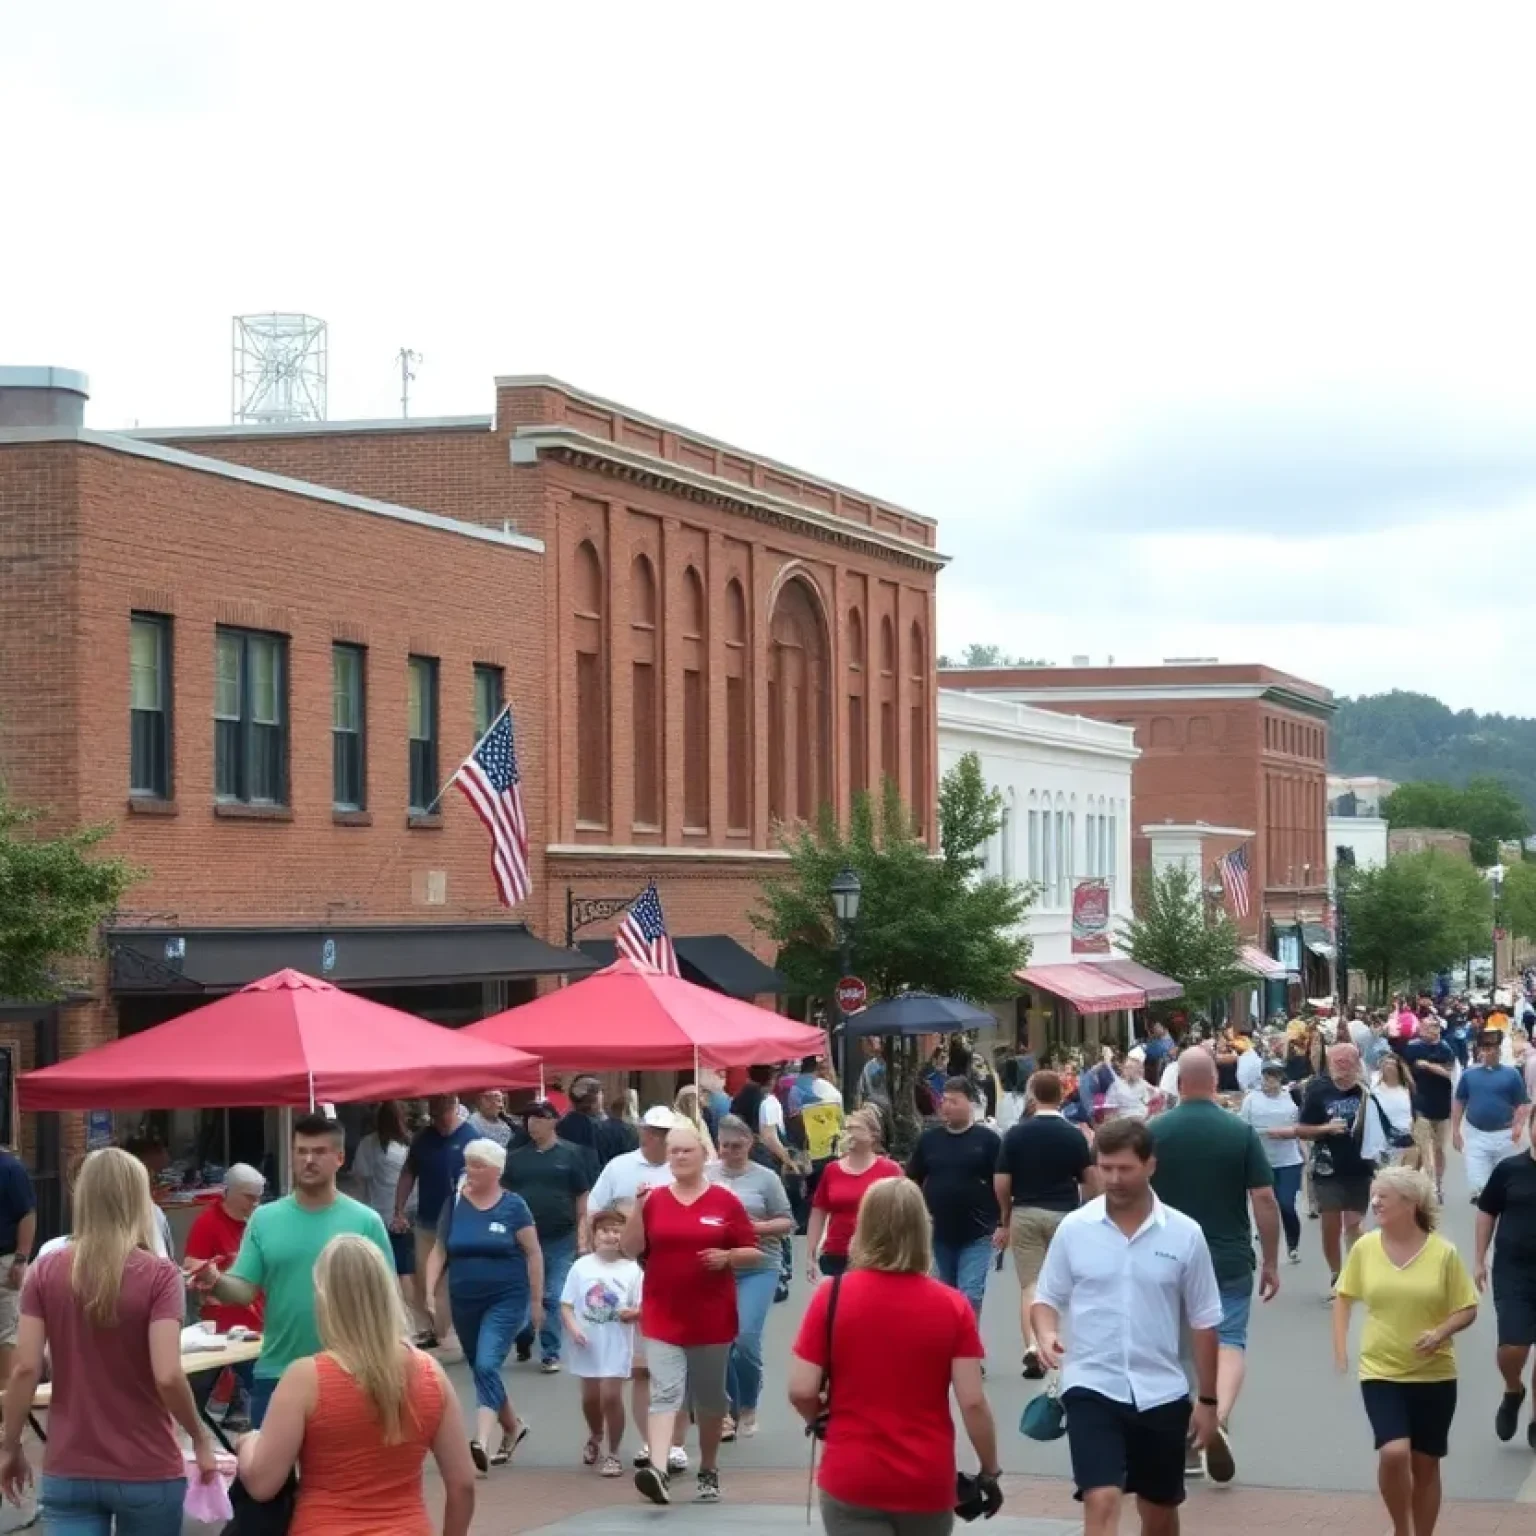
[1333,1166,1477,1536]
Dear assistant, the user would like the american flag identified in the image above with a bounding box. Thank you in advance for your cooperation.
[615,883,681,976]
[453,706,531,907]
[1216,843,1251,919]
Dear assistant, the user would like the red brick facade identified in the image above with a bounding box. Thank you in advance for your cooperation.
[938,663,1334,940]
[0,376,943,1114]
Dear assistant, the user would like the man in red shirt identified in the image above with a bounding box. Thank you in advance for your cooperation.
[183,1163,265,1429]
[622,1125,759,1506]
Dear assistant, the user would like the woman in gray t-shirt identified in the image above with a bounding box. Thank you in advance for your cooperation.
[707,1115,795,1436]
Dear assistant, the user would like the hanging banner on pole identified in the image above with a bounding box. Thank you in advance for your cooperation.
[1071,879,1112,954]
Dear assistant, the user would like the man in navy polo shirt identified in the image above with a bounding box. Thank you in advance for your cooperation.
[393,1094,476,1347]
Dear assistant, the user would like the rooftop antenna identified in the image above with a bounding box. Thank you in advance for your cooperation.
[232,314,327,424]
[397,348,422,419]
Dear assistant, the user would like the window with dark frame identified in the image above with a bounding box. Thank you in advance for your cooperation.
[408,655,439,813]
[332,644,366,810]
[129,613,172,798]
[214,627,287,805]
[473,663,504,740]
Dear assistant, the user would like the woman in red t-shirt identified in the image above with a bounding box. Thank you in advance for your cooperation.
[622,1124,758,1507]
[789,1177,1003,1531]
[806,1108,902,1282]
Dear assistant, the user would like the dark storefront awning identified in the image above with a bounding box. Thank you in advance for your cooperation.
[1301,924,1336,959]
[1087,958,1184,1003]
[107,924,595,994]
[576,935,787,998]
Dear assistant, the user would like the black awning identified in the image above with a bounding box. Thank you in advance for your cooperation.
[576,934,787,998]
[107,924,595,994]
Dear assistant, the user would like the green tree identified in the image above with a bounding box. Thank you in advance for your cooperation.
[936,643,1053,669]
[1380,777,1530,865]
[752,756,1032,1148]
[0,788,141,1000]
[1498,859,1536,944]
[1340,851,1491,997]
[1117,865,1248,1019]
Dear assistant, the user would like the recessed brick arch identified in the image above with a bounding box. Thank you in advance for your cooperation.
[767,574,831,825]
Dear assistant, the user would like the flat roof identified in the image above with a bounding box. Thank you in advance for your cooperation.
[124,414,493,441]
[0,426,544,555]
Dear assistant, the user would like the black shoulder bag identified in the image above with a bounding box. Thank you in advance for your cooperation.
[807,1272,844,1441]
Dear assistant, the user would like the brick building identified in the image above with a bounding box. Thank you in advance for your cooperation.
[939,661,1337,1001]
[0,367,943,1216]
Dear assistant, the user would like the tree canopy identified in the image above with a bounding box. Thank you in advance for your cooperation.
[1379,777,1530,865]
[1339,850,1492,995]
[752,755,1032,1005]
[1332,690,1536,826]
[936,643,1054,669]
[1498,859,1536,944]
[1117,864,1247,1019]
[0,788,140,1000]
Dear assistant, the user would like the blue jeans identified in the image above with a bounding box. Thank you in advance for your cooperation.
[1273,1162,1302,1253]
[932,1235,993,1320]
[39,1476,185,1536]
[453,1289,529,1410]
[726,1264,779,1414]
[515,1231,577,1363]
[249,1374,276,1428]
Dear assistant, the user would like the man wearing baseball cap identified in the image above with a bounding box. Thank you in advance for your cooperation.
[589,1108,679,1213]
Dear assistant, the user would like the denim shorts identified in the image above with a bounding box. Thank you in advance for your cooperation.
[1217,1281,1253,1350]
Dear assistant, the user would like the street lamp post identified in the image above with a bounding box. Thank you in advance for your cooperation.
[1490,864,1506,990]
[828,865,863,1103]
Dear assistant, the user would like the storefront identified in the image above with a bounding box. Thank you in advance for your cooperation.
[1013,959,1183,1057]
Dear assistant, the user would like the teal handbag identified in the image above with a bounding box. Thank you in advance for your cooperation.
[1019,1374,1067,1441]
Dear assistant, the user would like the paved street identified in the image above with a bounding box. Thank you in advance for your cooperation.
[426,1146,1536,1530]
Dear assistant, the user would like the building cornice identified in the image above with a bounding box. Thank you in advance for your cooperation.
[938,690,1140,763]
[511,426,948,573]
[0,427,544,555]
[496,373,936,530]
[546,843,790,863]
[958,681,1336,718]
[123,415,494,441]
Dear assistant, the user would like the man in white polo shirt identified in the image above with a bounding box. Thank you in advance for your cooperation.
[1032,1115,1223,1536]
[589,1107,678,1214]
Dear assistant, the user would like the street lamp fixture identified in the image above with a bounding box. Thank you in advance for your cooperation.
[830,866,863,931]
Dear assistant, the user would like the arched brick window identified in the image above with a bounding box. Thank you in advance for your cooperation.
[574,540,607,826]
[723,578,750,832]
[768,577,830,824]
[879,615,897,787]
[681,566,708,830]
[847,606,867,798]
[630,554,660,828]
[909,620,928,834]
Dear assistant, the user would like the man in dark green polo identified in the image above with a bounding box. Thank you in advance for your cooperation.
[1149,1046,1279,1487]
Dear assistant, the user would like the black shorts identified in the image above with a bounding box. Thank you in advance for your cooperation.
[1493,1271,1536,1348]
[1314,1173,1372,1214]
[1359,1379,1458,1458]
[1062,1387,1191,1507]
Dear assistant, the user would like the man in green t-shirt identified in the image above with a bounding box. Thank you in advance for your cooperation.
[191,1112,391,1427]
[1149,1047,1279,1487]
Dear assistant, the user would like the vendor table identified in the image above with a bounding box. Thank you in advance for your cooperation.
[28,1336,263,1453]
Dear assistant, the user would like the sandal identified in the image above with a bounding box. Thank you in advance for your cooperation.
[582,1435,601,1466]
[599,1454,623,1478]
[719,1417,736,1443]
[490,1422,530,1466]
[470,1440,489,1475]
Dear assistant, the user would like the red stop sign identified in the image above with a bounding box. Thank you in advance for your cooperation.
[836,976,868,1014]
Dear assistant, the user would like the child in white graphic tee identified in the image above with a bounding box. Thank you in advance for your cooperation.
[560,1207,643,1475]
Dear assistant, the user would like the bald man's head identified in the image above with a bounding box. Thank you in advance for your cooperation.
[1176,1047,1218,1097]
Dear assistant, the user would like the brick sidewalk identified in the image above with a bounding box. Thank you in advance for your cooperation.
[461,1468,1530,1533]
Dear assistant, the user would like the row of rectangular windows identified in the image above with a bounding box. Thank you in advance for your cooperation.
[129,614,504,813]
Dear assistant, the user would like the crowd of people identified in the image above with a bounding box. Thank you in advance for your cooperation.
[2,987,1535,1534]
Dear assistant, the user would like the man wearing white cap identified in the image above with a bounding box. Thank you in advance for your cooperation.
[589,1108,678,1213]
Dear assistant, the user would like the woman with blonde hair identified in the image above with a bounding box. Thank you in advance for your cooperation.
[236,1234,475,1536]
[805,1107,902,1281]
[0,1147,217,1533]
[1334,1166,1477,1536]
[790,1178,1003,1533]
[672,1084,716,1160]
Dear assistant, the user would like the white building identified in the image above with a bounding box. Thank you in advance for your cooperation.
[1328,812,1389,872]
[938,689,1141,1053]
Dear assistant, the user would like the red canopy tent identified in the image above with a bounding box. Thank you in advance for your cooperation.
[464,957,824,1070]
[19,969,541,1111]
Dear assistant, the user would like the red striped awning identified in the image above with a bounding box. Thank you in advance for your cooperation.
[1087,958,1184,1003]
[1238,945,1291,981]
[1016,963,1146,1014]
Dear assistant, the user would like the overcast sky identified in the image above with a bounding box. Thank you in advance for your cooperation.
[6,3,1533,713]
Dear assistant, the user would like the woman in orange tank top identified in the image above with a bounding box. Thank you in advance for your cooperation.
[236,1235,476,1536]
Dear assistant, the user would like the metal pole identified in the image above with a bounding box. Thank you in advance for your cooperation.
[835,933,853,1106]
[565,886,575,949]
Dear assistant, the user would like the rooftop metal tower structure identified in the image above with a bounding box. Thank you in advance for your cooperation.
[231,313,328,425]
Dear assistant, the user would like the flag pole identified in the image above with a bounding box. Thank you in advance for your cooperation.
[421,703,512,818]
